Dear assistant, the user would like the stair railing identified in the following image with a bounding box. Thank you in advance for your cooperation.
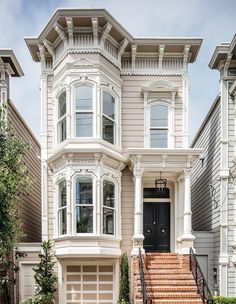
[189,247,213,304]
[138,247,151,304]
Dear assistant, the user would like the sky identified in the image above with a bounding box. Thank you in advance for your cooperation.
[0,0,236,142]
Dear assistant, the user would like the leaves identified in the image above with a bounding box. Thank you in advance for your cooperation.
[119,253,130,303]
[0,102,31,303]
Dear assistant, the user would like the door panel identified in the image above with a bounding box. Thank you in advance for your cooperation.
[143,202,170,252]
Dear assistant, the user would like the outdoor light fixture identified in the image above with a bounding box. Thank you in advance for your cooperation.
[155,172,167,191]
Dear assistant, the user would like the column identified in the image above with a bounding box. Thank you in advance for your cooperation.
[179,170,195,254]
[131,167,144,256]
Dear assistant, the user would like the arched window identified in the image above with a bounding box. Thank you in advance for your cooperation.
[58,180,67,235]
[75,85,93,137]
[150,104,168,148]
[58,92,66,143]
[75,177,93,233]
[102,92,115,144]
[103,180,115,235]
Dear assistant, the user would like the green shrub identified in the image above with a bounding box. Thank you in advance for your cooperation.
[22,294,53,304]
[213,296,236,304]
[119,253,129,303]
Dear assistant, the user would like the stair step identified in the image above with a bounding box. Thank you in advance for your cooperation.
[136,280,196,286]
[136,292,201,299]
[135,300,203,304]
[136,286,198,293]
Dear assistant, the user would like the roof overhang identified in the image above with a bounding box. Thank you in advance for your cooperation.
[0,49,24,77]
[25,8,202,64]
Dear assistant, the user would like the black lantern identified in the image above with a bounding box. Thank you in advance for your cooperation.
[155,172,167,191]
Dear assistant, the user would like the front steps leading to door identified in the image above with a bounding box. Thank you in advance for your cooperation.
[133,253,203,304]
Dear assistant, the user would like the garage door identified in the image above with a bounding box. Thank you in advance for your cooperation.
[66,264,114,304]
[20,264,37,302]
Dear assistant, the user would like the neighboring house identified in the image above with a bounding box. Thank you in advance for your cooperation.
[191,34,236,297]
[25,9,203,304]
[0,49,41,302]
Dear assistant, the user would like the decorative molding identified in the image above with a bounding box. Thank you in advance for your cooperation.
[66,17,73,45]
[54,23,67,42]
[43,39,55,61]
[91,17,98,45]
[131,44,137,70]
[158,44,165,69]
[100,23,112,47]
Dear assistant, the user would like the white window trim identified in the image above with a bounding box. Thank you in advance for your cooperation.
[58,179,67,236]
[72,81,96,139]
[101,88,119,147]
[144,99,173,148]
[72,174,96,236]
[101,176,119,238]
[55,89,68,145]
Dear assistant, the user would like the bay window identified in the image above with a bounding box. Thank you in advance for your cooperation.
[150,103,169,148]
[75,177,93,233]
[103,180,115,235]
[58,180,67,235]
[58,91,67,143]
[75,85,93,137]
[102,91,115,145]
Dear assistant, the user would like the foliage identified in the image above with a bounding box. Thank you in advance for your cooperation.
[119,253,130,303]
[22,294,53,304]
[213,296,236,303]
[0,102,31,303]
[33,240,57,302]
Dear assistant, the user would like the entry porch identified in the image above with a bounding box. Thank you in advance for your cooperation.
[128,148,202,255]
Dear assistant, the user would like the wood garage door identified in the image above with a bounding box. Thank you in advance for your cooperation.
[20,264,37,302]
[66,264,114,304]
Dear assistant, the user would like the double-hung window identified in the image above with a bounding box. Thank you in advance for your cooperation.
[103,181,115,235]
[58,180,67,235]
[75,177,93,233]
[58,92,67,143]
[75,85,93,137]
[150,104,168,148]
[102,92,115,145]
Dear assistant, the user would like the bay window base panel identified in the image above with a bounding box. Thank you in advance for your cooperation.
[55,246,121,258]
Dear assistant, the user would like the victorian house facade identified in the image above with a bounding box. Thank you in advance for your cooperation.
[25,9,203,303]
[191,34,236,297]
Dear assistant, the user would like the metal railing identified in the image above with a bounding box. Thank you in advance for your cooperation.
[138,247,151,304]
[189,247,213,304]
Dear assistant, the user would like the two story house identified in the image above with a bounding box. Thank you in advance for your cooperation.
[25,9,203,304]
[191,34,236,297]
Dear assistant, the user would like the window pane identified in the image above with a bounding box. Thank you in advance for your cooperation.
[103,181,114,208]
[59,180,67,207]
[76,113,93,137]
[76,206,93,233]
[103,92,115,119]
[59,208,67,235]
[102,116,114,144]
[76,177,93,205]
[75,86,93,110]
[150,129,168,148]
[103,208,114,235]
[58,92,66,118]
[151,105,168,127]
[58,118,66,143]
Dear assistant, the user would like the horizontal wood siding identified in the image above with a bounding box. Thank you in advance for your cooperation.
[8,101,41,242]
[121,167,134,256]
[191,99,221,231]
[121,76,183,152]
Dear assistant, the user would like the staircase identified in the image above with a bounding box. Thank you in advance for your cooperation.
[133,252,203,304]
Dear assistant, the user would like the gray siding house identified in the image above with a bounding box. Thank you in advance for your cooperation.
[191,34,236,297]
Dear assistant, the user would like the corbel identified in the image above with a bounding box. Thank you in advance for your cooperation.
[66,17,74,46]
[158,45,165,69]
[54,23,67,44]
[183,45,191,70]
[91,17,98,45]
[118,38,128,61]
[100,23,112,48]
[224,53,233,76]
[38,44,46,69]
[131,44,137,70]
[43,39,55,61]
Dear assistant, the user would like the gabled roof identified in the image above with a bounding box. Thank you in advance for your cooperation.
[0,49,24,77]
[25,8,202,63]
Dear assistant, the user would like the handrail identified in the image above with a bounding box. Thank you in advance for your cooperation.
[138,247,148,304]
[189,247,213,304]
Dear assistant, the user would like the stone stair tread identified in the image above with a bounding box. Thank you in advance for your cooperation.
[137,292,201,299]
[135,300,203,304]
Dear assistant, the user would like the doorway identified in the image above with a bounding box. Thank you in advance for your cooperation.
[143,202,170,252]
